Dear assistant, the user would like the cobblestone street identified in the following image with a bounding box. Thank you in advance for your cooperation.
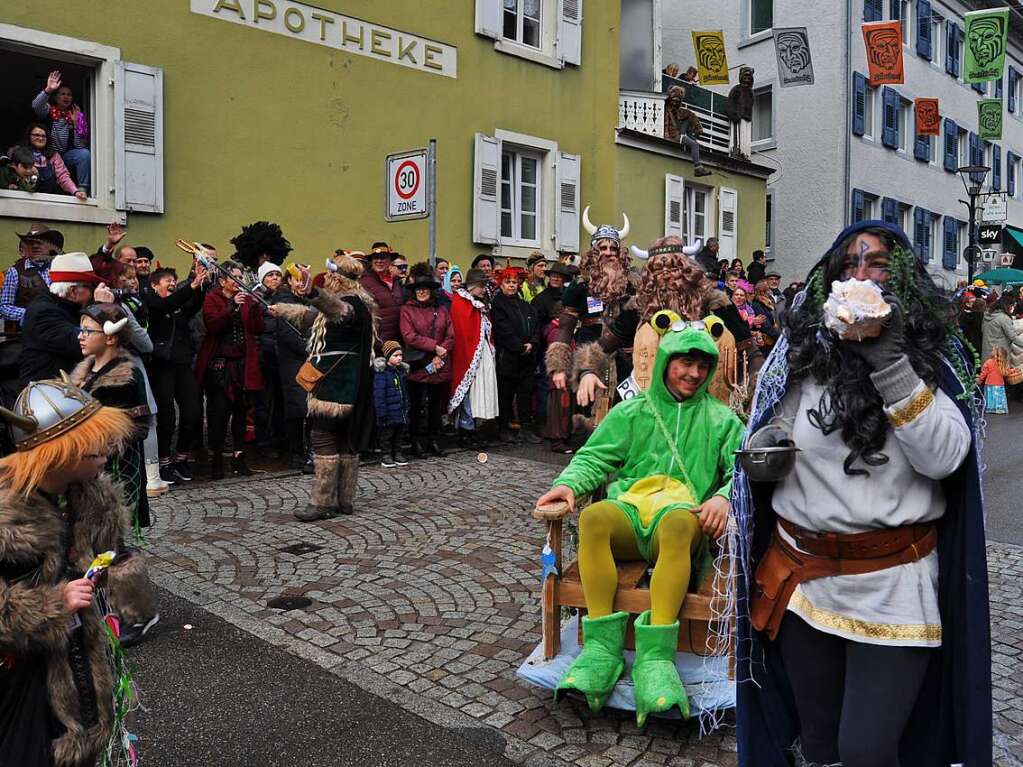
[143,450,1022,766]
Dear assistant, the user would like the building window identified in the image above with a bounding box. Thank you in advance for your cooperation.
[958,128,969,167]
[864,193,878,220]
[765,192,772,252]
[752,86,773,143]
[930,14,943,63]
[683,186,710,241]
[897,99,909,152]
[500,147,542,246]
[503,0,542,48]
[900,0,912,45]
[749,0,773,35]
[863,85,875,138]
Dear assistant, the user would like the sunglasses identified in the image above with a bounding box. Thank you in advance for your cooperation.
[396,264,408,272]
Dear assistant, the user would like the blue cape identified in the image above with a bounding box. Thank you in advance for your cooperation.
[734,222,992,766]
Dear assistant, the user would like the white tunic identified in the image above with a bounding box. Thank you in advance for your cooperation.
[771,357,971,647]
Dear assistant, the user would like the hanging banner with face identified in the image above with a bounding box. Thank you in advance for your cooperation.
[914,98,941,136]
[964,8,1010,83]
[978,99,1004,140]
[862,21,905,85]
[774,27,815,87]
[692,30,729,86]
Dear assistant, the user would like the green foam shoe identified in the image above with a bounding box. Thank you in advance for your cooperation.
[554,611,628,712]
[631,610,690,726]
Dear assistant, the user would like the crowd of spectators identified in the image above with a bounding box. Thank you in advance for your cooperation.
[2,71,91,199]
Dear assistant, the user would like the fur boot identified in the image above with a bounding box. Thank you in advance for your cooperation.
[296,454,341,521]
[336,454,359,515]
[106,552,157,626]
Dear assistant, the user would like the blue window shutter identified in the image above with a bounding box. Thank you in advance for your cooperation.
[882,87,898,148]
[882,197,898,224]
[996,77,1004,99]
[994,145,1002,191]
[952,24,961,77]
[973,81,986,95]
[943,118,958,171]
[943,217,957,269]
[852,189,867,223]
[914,106,929,161]
[853,72,867,136]
[923,211,932,262]
[1009,152,1017,196]
[916,0,932,59]
[946,23,956,74]
[1011,67,1018,113]
[914,208,927,261]
[890,0,901,18]
[864,0,882,22]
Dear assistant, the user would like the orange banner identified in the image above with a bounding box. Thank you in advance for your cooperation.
[862,21,904,86]
[915,98,941,136]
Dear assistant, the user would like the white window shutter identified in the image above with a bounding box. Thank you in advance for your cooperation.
[475,0,502,39]
[718,186,738,261]
[114,61,164,214]
[473,133,500,245]
[664,174,684,237]
[557,0,583,65]
[554,152,580,253]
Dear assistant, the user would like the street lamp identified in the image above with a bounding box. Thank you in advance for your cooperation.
[957,164,991,283]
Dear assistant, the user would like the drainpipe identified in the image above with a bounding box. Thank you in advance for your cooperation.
[844,0,853,226]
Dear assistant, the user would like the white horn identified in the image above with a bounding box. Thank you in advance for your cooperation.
[325,258,339,272]
[630,245,650,260]
[582,206,596,236]
[683,238,703,256]
[619,213,630,241]
[103,318,128,336]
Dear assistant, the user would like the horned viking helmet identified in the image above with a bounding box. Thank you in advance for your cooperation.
[582,206,630,247]
[0,374,102,450]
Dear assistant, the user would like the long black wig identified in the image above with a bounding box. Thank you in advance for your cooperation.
[784,222,964,475]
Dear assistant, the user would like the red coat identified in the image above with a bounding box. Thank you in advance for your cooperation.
[360,268,404,346]
[400,300,454,384]
[448,292,489,411]
[195,287,264,391]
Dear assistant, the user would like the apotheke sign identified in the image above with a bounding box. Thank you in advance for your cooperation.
[191,0,457,78]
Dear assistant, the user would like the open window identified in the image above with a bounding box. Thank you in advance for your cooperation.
[0,24,163,225]
[475,0,582,68]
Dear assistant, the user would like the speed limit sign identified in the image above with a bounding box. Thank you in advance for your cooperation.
[386,149,430,221]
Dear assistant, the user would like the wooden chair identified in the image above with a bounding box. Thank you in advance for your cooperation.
[533,500,735,678]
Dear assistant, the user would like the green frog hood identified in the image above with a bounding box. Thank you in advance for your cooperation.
[646,325,720,407]
[554,324,744,557]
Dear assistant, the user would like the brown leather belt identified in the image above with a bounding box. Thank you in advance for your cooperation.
[580,317,602,326]
[777,517,936,561]
[751,519,938,640]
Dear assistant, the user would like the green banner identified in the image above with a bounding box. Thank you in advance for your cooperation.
[978,99,1003,140]
[964,8,1010,83]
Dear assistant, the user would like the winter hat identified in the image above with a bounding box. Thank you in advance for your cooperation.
[382,340,402,361]
[257,261,283,283]
[49,252,101,285]
[464,268,488,289]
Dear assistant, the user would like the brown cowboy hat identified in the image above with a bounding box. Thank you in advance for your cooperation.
[16,223,64,250]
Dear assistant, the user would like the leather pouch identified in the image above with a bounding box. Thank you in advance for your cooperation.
[750,540,800,640]
[295,360,324,393]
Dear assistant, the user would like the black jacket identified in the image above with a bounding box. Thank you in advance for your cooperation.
[491,291,541,376]
[143,282,203,365]
[271,287,311,420]
[531,285,564,332]
[19,291,82,385]
[746,261,766,285]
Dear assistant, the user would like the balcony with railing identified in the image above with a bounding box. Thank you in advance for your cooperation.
[617,84,751,159]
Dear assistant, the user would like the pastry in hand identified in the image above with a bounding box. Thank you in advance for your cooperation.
[822,278,891,341]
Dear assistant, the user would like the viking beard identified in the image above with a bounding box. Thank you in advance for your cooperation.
[636,255,707,322]
[580,246,631,304]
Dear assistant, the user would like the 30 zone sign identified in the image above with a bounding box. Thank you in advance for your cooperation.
[386,150,430,221]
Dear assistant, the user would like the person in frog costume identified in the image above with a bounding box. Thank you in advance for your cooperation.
[536,323,744,725]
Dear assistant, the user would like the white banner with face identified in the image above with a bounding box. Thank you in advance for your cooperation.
[774,27,814,88]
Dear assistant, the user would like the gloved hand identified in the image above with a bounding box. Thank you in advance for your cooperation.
[843,294,905,371]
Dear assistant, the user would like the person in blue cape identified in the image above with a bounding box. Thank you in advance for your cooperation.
[734,220,991,767]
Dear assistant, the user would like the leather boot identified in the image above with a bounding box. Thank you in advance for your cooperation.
[210,453,226,481]
[232,451,253,476]
[427,438,447,458]
[336,454,358,515]
[295,455,341,521]
[409,438,426,459]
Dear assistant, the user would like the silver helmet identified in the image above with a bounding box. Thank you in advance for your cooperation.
[582,206,630,247]
[0,373,102,451]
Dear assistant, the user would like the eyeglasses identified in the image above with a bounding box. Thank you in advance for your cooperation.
[396,264,408,271]
[78,327,103,336]
[30,133,47,139]
[670,320,708,332]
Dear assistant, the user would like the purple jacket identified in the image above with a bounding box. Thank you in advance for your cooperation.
[400,300,454,384]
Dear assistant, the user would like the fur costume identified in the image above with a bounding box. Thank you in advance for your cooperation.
[0,472,130,766]
[229,220,292,271]
[664,86,704,142]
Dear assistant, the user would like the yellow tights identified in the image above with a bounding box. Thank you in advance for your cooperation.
[576,500,702,625]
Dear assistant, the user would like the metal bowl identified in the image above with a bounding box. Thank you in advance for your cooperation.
[735,444,801,483]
